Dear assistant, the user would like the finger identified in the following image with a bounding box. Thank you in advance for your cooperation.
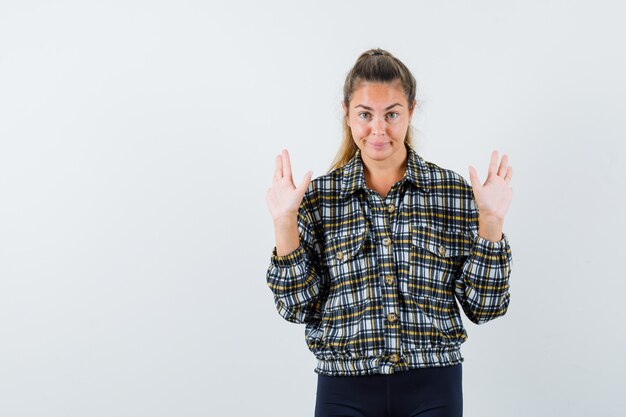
[488,150,499,178]
[497,154,509,177]
[266,187,274,205]
[468,165,481,190]
[276,155,283,180]
[297,170,313,196]
[273,154,283,183]
[282,149,293,180]
[504,165,513,184]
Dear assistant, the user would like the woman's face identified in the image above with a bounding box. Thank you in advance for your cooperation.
[342,80,415,165]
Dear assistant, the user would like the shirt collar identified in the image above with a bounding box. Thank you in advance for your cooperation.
[339,141,430,200]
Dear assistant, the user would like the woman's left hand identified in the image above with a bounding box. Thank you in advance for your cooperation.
[469,150,513,221]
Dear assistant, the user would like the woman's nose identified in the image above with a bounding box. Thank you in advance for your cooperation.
[371,116,385,135]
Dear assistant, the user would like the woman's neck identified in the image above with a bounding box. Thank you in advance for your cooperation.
[362,145,408,196]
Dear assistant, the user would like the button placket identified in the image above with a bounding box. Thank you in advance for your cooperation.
[370,200,402,359]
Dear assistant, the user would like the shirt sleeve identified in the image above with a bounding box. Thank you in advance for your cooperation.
[453,199,513,325]
[266,192,329,325]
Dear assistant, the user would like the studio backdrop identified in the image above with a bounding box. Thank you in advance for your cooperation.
[0,1,624,416]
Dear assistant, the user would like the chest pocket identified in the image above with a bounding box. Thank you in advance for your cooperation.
[405,223,472,302]
[322,225,379,312]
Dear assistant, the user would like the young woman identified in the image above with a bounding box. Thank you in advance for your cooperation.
[265,48,513,417]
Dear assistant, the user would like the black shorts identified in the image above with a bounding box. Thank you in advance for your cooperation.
[314,363,463,417]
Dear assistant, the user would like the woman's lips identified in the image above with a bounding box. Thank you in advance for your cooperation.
[369,141,389,150]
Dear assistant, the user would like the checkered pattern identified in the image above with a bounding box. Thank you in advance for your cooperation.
[266,142,512,376]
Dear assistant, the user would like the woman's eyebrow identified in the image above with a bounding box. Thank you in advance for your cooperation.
[354,103,403,111]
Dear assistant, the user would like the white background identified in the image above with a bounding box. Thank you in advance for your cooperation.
[1,1,624,416]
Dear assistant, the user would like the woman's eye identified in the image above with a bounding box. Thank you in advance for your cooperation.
[357,111,398,119]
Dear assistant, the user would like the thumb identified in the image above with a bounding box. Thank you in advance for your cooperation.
[297,170,313,196]
[468,165,481,190]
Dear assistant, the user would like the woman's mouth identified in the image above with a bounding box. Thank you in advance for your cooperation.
[368,141,389,150]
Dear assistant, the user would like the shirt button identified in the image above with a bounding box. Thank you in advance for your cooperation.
[385,276,394,285]
[387,204,395,213]
[336,251,344,260]
[387,312,398,322]
[383,237,392,246]
[389,354,400,363]
[438,245,446,256]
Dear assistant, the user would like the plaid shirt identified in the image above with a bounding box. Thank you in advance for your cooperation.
[266,142,512,376]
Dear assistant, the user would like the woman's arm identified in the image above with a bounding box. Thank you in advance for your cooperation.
[266,192,328,324]
[453,212,513,325]
[454,150,513,324]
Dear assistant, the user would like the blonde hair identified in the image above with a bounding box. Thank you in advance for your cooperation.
[327,48,421,173]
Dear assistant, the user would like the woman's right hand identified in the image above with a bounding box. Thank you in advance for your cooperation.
[266,149,313,222]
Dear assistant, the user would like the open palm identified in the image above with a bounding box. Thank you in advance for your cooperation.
[469,150,513,220]
[266,149,313,222]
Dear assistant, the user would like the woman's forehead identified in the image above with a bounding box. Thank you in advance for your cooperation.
[351,82,407,107]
